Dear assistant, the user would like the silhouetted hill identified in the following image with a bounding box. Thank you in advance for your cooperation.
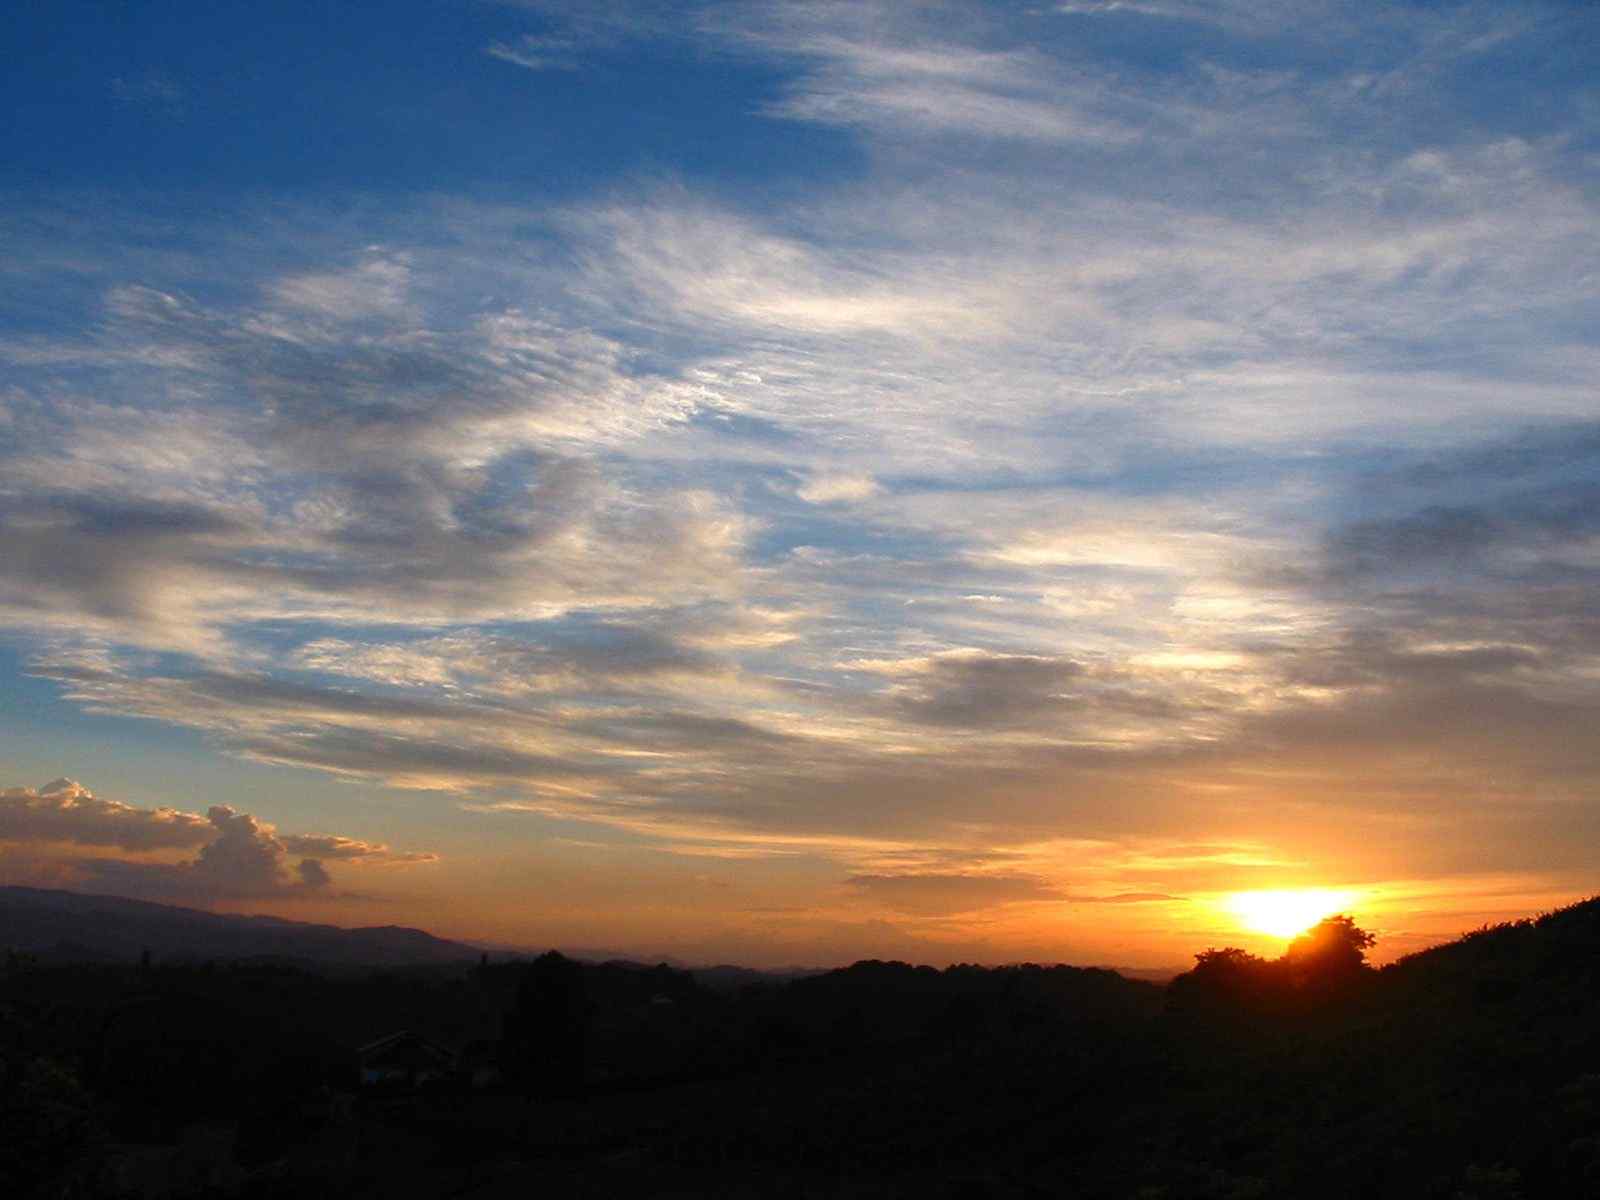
[689,963,824,992]
[5,892,1599,1198]
[1151,895,1600,1198]
[0,886,480,967]
[779,957,1165,1042]
[1383,891,1600,998]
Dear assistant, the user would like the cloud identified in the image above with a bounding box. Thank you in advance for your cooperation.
[3,352,763,615]
[796,472,880,504]
[1325,485,1600,581]
[293,624,726,694]
[767,48,1132,145]
[268,256,413,320]
[860,650,1090,730]
[67,804,329,901]
[0,779,213,851]
[486,35,583,72]
[717,3,1140,144]
[278,833,439,865]
[0,781,437,902]
[1,0,1597,953]
[296,857,332,888]
[847,648,1198,742]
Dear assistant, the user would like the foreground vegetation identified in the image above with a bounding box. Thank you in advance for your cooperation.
[4,897,1599,1198]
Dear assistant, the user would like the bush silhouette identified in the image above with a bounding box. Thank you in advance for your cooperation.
[1169,916,1377,1018]
[1285,914,1375,982]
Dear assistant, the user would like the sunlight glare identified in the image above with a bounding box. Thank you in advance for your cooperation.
[1227,888,1358,939]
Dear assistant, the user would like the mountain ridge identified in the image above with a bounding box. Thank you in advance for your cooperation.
[0,885,481,967]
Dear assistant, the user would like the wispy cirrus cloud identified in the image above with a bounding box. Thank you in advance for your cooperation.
[1,0,1596,960]
[487,34,583,72]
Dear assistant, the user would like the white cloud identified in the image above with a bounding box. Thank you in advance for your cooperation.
[796,472,880,504]
[268,255,413,320]
[486,35,582,72]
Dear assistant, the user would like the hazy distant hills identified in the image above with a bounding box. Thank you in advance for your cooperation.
[0,886,481,967]
[0,887,825,980]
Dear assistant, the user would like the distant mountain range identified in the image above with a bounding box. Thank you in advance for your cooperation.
[0,886,481,968]
[0,885,1183,980]
[0,888,831,980]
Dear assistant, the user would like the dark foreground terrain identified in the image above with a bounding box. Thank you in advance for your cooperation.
[4,888,1598,1199]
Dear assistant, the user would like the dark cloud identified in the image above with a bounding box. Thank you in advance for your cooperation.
[296,858,332,888]
[1399,422,1600,488]
[230,727,585,784]
[75,804,330,901]
[1268,632,1545,692]
[568,710,792,751]
[867,649,1188,737]
[0,493,260,636]
[25,658,538,741]
[893,652,1087,728]
[544,623,723,679]
[1329,505,1503,575]
[183,672,478,723]
[1324,478,1600,582]
[295,624,725,694]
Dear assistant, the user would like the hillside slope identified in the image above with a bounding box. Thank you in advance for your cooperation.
[0,885,479,966]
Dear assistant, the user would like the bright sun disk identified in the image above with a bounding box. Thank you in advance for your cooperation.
[1227,888,1358,939]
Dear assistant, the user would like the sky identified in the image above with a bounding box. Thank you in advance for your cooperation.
[2,0,1597,968]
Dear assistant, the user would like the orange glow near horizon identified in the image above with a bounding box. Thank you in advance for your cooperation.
[1226,888,1360,940]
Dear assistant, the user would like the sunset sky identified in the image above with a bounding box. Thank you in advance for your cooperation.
[2,0,1597,968]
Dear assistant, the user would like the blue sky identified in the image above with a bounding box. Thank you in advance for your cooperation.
[2,0,1598,965]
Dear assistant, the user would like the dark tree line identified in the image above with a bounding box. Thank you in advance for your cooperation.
[3,900,1599,1198]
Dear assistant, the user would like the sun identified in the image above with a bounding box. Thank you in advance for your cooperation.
[1226,888,1357,939]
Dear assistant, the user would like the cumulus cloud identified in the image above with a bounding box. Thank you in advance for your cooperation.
[295,857,332,888]
[0,779,213,851]
[0,781,437,902]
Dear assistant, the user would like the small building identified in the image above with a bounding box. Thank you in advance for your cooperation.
[356,1031,455,1088]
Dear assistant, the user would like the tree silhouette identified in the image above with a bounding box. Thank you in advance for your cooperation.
[1169,917,1378,1016]
[502,951,588,1097]
[1285,914,1375,981]
[1166,946,1276,1017]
